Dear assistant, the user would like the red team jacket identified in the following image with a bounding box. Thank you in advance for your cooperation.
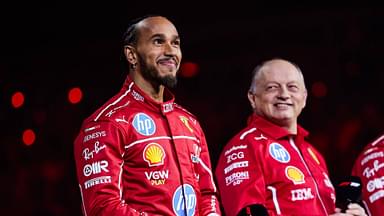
[215,114,336,216]
[74,76,221,216]
[352,134,384,216]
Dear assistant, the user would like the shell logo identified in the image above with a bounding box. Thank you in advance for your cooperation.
[285,166,305,185]
[143,143,166,167]
[307,148,320,165]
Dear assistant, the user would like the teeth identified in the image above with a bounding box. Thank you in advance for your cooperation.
[159,61,174,66]
[275,103,290,107]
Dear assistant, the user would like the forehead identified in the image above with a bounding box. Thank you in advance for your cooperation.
[258,61,304,84]
[137,16,179,39]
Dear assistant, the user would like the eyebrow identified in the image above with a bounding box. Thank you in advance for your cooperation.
[150,33,180,40]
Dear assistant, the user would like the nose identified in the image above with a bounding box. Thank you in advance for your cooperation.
[277,86,290,100]
[164,42,178,56]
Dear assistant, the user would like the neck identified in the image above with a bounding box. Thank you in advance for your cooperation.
[283,123,297,135]
[130,72,164,103]
[260,113,297,134]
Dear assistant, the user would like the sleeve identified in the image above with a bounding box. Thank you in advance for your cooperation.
[195,125,222,216]
[74,120,142,216]
[215,135,267,216]
[351,146,384,216]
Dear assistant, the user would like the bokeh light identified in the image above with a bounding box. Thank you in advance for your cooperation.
[68,87,83,104]
[11,91,25,108]
[311,81,327,98]
[22,129,36,146]
[180,62,199,78]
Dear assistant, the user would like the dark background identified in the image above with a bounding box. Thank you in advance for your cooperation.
[1,2,383,215]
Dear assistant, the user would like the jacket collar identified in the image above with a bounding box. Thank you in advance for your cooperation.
[247,113,309,140]
[122,76,175,115]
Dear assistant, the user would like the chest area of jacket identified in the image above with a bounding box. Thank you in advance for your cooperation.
[257,140,324,180]
[121,111,202,168]
[250,139,335,201]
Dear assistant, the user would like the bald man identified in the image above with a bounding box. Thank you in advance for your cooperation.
[215,59,366,216]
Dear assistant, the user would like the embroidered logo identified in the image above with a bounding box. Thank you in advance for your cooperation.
[143,143,166,167]
[179,116,193,133]
[269,142,290,163]
[285,166,305,185]
[307,147,320,165]
[172,184,196,216]
[132,113,156,136]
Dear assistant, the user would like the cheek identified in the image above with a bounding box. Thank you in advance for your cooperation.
[296,98,306,109]
[138,47,157,62]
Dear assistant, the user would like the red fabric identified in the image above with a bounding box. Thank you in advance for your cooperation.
[215,114,336,216]
[74,76,221,216]
[352,134,384,216]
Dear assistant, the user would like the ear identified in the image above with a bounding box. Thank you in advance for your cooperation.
[302,89,308,108]
[247,92,256,109]
[124,45,137,65]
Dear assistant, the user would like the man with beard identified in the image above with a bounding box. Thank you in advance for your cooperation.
[73,15,221,216]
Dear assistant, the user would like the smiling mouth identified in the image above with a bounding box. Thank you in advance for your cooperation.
[158,57,177,65]
[274,103,292,108]
[158,60,177,70]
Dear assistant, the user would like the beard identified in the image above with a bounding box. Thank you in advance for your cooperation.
[138,56,178,88]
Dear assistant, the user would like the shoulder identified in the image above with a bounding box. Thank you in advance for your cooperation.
[224,126,269,153]
[173,103,197,119]
[233,126,268,143]
[357,134,384,160]
[370,134,384,148]
[355,135,384,165]
[82,91,135,129]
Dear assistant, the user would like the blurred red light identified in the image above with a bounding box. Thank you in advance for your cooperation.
[23,129,36,146]
[11,91,24,108]
[180,62,199,78]
[68,87,83,104]
[311,81,327,98]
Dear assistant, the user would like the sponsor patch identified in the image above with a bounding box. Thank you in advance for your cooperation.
[226,151,244,164]
[367,176,384,192]
[82,141,107,160]
[323,172,334,188]
[145,169,169,186]
[84,125,100,132]
[115,115,129,124]
[254,134,267,140]
[224,145,247,156]
[307,147,320,165]
[143,143,166,167]
[179,116,193,132]
[132,90,144,101]
[291,188,314,201]
[84,176,111,189]
[83,160,109,177]
[162,103,173,113]
[83,130,106,143]
[285,166,305,185]
[369,190,384,203]
[363,160,384,178]
[224,161,249,174]
[269,143,290,163]
[132,113,156,136]
[172,184,196,216]
[191,143,201,163]
[361,151,384,165]
[225,171,249,186]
